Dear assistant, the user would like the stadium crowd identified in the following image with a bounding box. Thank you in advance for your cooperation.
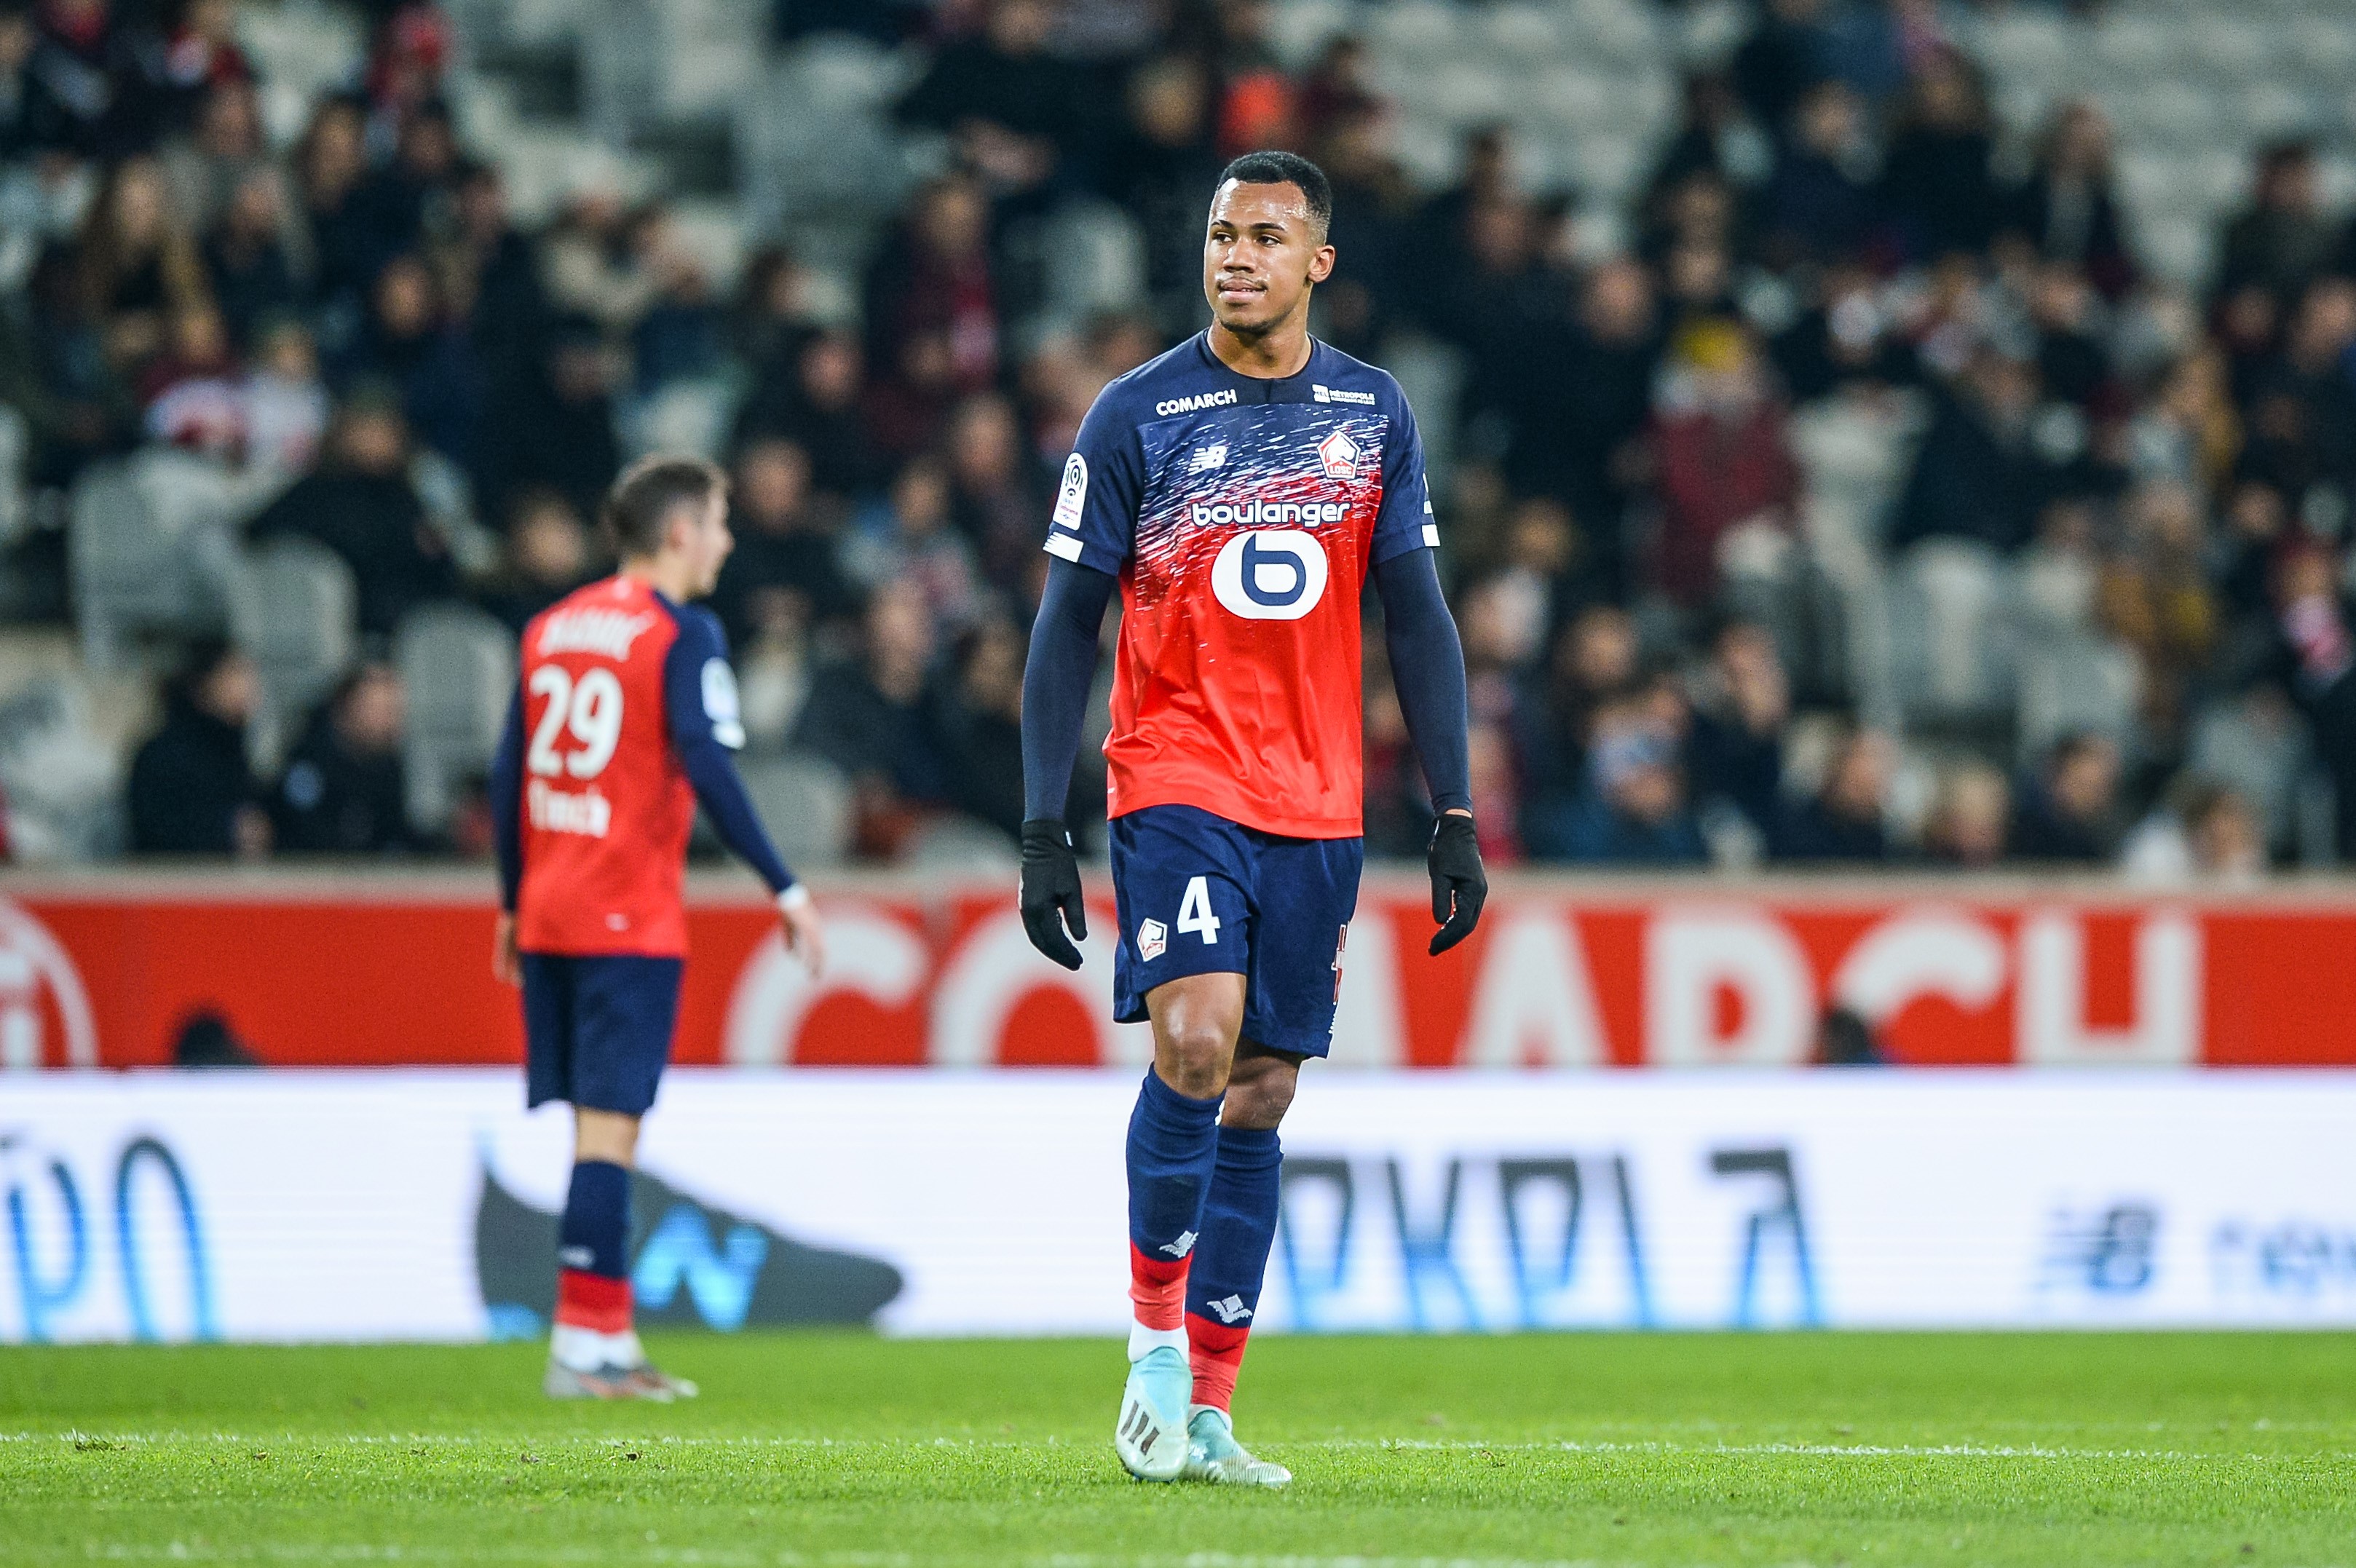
[2,0,2353,876]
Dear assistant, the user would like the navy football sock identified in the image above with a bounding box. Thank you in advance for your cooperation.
[556,1159,632,1340]
[1185,1125,1281,1410]
[1126,1068,1222,1354]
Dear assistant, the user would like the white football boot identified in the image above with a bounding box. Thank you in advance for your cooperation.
[1114,1345,1193,1481]
[1181,1404,1292,1487]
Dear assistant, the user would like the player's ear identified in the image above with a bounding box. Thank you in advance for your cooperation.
[1308,242,1336,285]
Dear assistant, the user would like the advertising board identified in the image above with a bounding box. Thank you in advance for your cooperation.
[8,876,2356,1069]
[6,1072,2354,1344]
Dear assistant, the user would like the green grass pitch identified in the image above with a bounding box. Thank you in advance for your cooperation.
[4,1332,2352,1565]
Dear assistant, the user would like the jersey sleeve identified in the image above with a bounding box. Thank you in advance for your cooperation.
[663,608,798,894]
[1042,388,1142,575]
[1370,382,1439,566]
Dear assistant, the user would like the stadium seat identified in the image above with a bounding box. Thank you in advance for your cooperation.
[2189,691,2312,853]
[1885,540,2017,728]
[624,379,736,462]
[735,753,853,871]
[902,814,1019,873]
[1264,0,1354,72]
[395,603,518,839]
[2015,634,2142,764]
[69,452,267,670]
[0,403,25,549]
[229,536,357,770]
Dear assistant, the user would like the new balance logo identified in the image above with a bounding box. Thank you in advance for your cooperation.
[1159,1230,1197,1259]
[1206,1294,1253,1324]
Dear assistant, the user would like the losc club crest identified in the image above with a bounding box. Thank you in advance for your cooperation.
[1318,429,1360,480]
[0,898,97,1069]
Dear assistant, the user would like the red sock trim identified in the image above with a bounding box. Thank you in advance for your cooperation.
[555,1269,632,1334]
[1185,1312,1250,1411]
[1128,1243,1188,1331]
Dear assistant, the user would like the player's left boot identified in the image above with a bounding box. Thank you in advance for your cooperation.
[1180,1403,1292,1487]
[1113,1345,1192,1481]
[543,1358,700,1401]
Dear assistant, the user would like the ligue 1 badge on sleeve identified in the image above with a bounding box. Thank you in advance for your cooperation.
[1137,918,1168,963]
[1052,452,1088,531]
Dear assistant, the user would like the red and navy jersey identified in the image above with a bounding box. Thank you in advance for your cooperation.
[505,574,771,957]
[1045,333,1436,839]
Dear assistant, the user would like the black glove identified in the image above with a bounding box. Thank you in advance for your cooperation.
[1020,817,1088,970]
[1426,812,1487,956]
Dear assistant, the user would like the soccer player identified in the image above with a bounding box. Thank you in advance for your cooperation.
[487,455,826,1401]
[1018,151,1486,1484]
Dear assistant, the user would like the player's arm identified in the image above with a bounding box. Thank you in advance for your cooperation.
[488,684,524,986]
[664,612,826,974]
[1017,389,1142,970]
[1369,387,1486,955]
[1018,557,1118,969]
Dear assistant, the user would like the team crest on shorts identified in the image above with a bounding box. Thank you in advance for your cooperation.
[1137,917,1168,962]
[1318,429,1360,480]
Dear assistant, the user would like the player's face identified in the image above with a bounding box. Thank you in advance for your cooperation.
[675,491,734,596]
[1202,180,1335,337]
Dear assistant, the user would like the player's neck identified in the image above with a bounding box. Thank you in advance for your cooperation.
[1207,314,1313,380]
[620,557,695,604]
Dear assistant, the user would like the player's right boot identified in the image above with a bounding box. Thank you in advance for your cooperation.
[1182,1404,1292,1487]
[543,1359,700,1402]
[1113,1345,1192,1481]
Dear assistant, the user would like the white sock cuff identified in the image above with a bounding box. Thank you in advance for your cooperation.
[1128,1320,1188,1361]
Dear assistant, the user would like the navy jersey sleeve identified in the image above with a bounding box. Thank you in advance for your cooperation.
[663,607,798,894]
[489,684,523,911]
[1370,381,1438,566]
[1042,387,1143,575]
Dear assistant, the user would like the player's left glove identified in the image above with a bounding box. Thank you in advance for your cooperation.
[1020,817,1088,970]
[1426,812,1487,956]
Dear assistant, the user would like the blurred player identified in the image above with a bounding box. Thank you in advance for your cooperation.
[488,456,826,1401]
[1019,152,1486,1484]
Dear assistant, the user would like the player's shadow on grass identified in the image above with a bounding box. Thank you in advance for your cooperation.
[475,1163,904,1337]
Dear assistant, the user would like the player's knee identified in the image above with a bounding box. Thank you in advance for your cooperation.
[1156,1024,1234,1098]
[1221,1068,1295,1130]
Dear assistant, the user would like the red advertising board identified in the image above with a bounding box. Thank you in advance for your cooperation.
[4,872,2356,1070]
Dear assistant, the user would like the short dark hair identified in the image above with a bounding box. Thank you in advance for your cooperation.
[604,454,726,558]
[1216,150,1332,238]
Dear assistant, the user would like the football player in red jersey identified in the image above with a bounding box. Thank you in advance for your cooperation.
[1019,152,1486,1483]
[488,455,826,1400]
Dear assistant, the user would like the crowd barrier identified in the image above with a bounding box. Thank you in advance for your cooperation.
[6,1070,2354,1343]
[4,873,2356,1069]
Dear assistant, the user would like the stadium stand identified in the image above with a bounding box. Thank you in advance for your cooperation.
[4,0,2356,878]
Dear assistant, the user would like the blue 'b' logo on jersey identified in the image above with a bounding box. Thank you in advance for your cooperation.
[1211,530,1330,621]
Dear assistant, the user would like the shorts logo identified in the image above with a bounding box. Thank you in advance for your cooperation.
[1333,922,1349,1003]
[1188,443,1228,474]
[1137,917,1168,962]
[1319,429,1361,480]
[1210,529,1330,621]
[1051,453,1088,531]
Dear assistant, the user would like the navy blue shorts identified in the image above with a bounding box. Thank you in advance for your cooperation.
[1109,804,1364,1058]
[521,953,685,1117]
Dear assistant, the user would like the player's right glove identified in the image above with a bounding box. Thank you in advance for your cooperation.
[1020,817,1088,970]
[1426,811,1487,956]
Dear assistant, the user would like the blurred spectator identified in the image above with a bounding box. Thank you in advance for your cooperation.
[76,154,211,377]
[630,234,728,395]
[158,76,269,238]
[241,316,331,476]
[477,314,620,526]
[845,455,981,630]
[1527,705,1707,866]
[793,577,951,857]
[713,437,859,646]
[1687,619,1789,836]
[943,391,1040,587]
[1923,761,2011,868]
[127,638,271,858]
[2120,776,2264,884]
[292,95,373,317]
[863,176,1000,436]
[339,251,484,473]
[1762,81,1875,269]
[896,0,1094,199]
[1771,726,1894,863]
[248,392,456,638]
[1113,55,1225,336]
[28,0,167,158]
[203,166,303,352]
[1892,348,2047,553]
[2011,732,2122,863]
[2098,480,2218,743]
[1514,604,1640,827]
[736,328,886,501]
[1771,261,1918,402]
[2220,140,2337,305]
[440,159,546,387]
[1646,319,1800,607]
[476,489,593,637]
[159,0,253,132]
[348,95,459,282]
[935,617,1027,842]
[1878,52,1999,264]
[139,301,240,457]
[274,661,415,854]
[1733,0,1833,143]
[2008,102,2135,301]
